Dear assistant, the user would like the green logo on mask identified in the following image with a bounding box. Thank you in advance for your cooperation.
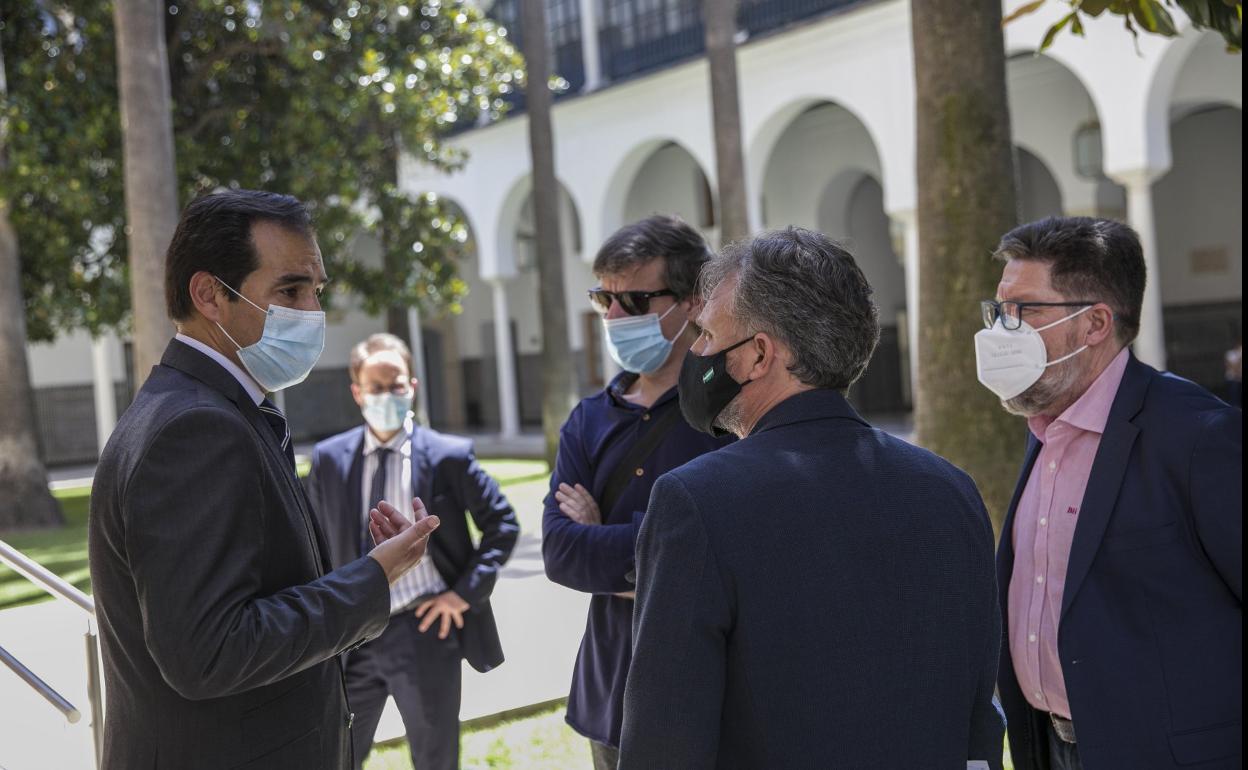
[702,368,715,384]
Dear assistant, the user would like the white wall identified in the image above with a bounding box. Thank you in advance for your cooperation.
[623,144,712,230]
[27,331,125,388]
[1153,107,1243,306]
[842,176,906,326]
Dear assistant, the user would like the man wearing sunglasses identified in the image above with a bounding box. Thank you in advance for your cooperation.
[542,215,733,769]
[979,217,1241,770]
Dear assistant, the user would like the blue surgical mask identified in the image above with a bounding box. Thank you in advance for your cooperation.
[214,278,326,392]
[362,392,413,434]
[603,303,688,374]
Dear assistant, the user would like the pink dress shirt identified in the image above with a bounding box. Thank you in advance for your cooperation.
[1008,348,1130,719]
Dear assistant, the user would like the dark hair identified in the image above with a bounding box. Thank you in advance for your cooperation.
[165,189,314,321]
[592,215,711,299]
[701,227,880,393]
[993,216,1144,344]
[349,333,413,382]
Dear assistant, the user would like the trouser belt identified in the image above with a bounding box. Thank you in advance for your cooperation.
[1049,712,1077,744]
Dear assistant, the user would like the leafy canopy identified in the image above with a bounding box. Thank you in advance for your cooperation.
[1004,0,1242,52]
[0,0,525,341]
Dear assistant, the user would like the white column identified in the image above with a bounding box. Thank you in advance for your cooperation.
[91,335,118,456]
[1111,168,1167,370]
[890,210,920,406]
[489,277,521,438]
[406,305,430,426]
[578,0,603,91]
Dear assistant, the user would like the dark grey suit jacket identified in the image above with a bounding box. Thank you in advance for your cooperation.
[88,340,392,769]
[620,389,1004,769]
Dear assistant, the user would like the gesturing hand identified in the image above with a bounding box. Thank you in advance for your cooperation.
[556,482,602,525]
[415,591,470,640]
[368,497,440,584]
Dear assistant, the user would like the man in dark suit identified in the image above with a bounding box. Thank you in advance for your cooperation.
[88,190,439,770]
[619,228,1005,769]
[305,333,519,770]
[979,217,1241,770]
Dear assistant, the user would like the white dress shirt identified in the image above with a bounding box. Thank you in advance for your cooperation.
[175,333,265,406]
[362,418,448,614]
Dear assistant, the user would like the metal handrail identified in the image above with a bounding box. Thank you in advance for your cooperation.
[0,537,104,769]
[0,642,81,722]
[0,538,95,615]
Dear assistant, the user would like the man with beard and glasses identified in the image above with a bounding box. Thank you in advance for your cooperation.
[619,227,1004,769]
[978,217,1241,770]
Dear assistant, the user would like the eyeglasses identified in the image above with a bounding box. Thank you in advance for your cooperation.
[981,300,1098,331]
[361,383,414,396]
[588,288,677,316]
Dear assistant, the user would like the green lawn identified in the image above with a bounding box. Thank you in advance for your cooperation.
[364,700,589,770]
[0,458,548,611]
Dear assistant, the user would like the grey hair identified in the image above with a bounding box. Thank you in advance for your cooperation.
[701,227,880,393]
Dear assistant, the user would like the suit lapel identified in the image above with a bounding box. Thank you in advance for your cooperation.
[1060,356,1151,620]
[344,430,366,559]
[410,427,434,506]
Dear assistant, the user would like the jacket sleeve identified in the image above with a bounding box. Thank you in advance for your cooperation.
[541,406,640,594]
[1190,406,1242,602]
[619,473,730,770]
[448,447,521,607]
[122,406,391,701]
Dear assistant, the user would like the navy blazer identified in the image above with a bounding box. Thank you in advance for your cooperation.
[89,340,391,770]
[620,389,1004,769]
[305,424,520,673]
[997,354,1242,769]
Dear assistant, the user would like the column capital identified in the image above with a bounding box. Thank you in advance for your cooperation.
[1105,166,1167,189]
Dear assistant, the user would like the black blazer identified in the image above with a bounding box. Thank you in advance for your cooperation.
[619,389,1004,769]
[997,354,1242,769]
[88,339,391,770]
[306,424,519,672]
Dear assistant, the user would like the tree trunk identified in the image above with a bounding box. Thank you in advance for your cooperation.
[702,0,750,244]
[911,0,1022,536]
[114,0,178,391]
[521,0,576,468]
[0,40,63,531]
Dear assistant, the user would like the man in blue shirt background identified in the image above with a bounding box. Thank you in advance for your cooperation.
[542,215,733,769]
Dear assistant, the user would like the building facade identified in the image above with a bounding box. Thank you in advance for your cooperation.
[26,0,1242,464]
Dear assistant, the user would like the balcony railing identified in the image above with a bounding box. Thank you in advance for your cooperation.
[481,0,867,115]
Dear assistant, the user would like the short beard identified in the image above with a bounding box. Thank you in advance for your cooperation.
[1003,327,1085,418]
[713,395,747,437]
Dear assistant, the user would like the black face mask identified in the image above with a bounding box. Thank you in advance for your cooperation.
[677,336,756,436]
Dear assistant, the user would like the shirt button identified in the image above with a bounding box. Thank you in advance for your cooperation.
[1036,575,1045,584]
[634,468,644,477]
[1034,691,1044,701]
[642,413,651,421]
[1048,461,1057,471]
[1039,517,1048,527]
[1028,633,1037,643]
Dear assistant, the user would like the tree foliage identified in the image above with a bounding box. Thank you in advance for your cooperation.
[0,0,524,342]
[1005,0,1242,52]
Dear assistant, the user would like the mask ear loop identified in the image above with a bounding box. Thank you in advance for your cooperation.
[1037,304,1095,368]
[213,277,268,352]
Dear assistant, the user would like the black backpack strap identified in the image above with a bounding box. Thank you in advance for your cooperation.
[599,399,683,521]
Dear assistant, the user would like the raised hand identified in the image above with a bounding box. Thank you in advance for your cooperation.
[367,497,440,584]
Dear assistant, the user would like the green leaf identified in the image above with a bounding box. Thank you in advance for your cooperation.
[1003,0,1049,26]
[1040,11,1077,49]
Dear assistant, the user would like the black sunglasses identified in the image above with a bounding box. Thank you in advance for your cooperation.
[981,299,1099,331]
[588,288,678,316]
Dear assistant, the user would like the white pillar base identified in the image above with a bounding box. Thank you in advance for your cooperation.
[91,335,118,456]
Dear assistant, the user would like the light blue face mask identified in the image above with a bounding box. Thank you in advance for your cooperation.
[215,278,326,392]
[603,303,688,374]
[362,392,413,434]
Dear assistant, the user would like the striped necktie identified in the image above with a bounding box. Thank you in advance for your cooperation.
[257,398,295,468]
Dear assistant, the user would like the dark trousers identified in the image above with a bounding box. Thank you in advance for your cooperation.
[1047,721,1083,770]
[589,739,619,770]
[346,610,463,770]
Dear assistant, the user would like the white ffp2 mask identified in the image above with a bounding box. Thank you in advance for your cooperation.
[974,305,1092,401]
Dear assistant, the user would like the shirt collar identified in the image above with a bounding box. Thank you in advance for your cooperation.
[363,416,412,455]
[1028,347,1130,439]
[607,371,678,411]
[174,332,265,406]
